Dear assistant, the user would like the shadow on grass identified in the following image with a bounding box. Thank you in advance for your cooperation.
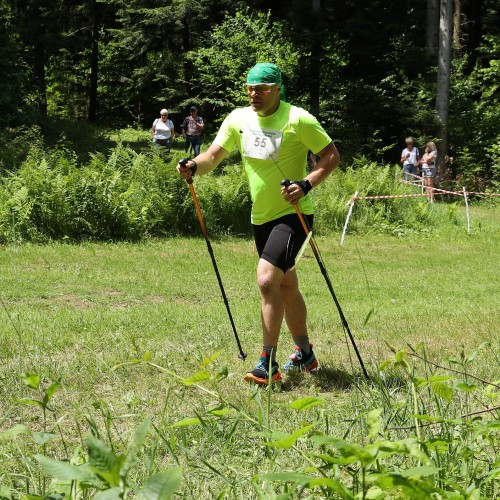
[280,366,363,392]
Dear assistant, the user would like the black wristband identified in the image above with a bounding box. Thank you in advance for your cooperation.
[294,179,313,195]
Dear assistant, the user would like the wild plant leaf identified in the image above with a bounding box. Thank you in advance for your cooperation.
[0,424,31,440]
[93,487,122,499]
[378,360,392,371]
[363,486,385,499]
[87,435,123,487]
[311,436,377,464]
[136,468,183,499]
[302,477,354,498]
[399,466,440,477]
[201,351,221,367]
[363,308,375,327]
[483,382,500,399]
[263,424,316,449]
[377,438,433,465]
[372,474,434,499]
[485,420,500,429]
[457,381,478,392]
[34,454,96,481]
[259,473,354,499]
[308,452,340,464]
[464,341,489,363]
[367,408,383,439]
[207,408,233,417]
[32,432,57,445]
[0,485,12,499]
[21,373,41,389]
[283,397,325,411]
[171,417,201,427]
[17,398,44,408]
[482,467,500,482]
[143,351,151,361]
[393,350,409,370]
[414,414,462,424]
[413,376,427,388]
[111,359,144,371]
[414,375,451,388]
[424,438,453,451]
[120,417,151,478]
[430,381,454,402]
[180,370,211,386]
[44,380,62,402]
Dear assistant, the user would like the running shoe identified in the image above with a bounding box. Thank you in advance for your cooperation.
[283,345,319,373]
[243,352,282,385]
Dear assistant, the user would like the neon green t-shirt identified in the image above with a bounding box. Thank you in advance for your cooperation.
[214,101,332,225]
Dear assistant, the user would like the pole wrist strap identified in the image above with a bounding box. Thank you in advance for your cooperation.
[294,179,312,195]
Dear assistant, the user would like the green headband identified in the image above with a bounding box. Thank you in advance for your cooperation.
[246,63,286,102]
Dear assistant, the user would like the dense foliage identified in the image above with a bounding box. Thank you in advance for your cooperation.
[0,140,484,243]
[1,0,499,187]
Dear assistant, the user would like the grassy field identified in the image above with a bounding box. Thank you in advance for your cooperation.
[0,204,499,498]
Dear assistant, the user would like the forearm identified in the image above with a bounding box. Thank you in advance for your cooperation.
[191,150,219,176]
[305,143,340,188]
[179,144,228,179]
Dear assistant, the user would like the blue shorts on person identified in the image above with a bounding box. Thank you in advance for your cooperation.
[403,163,417,180]
[422,166,435,178]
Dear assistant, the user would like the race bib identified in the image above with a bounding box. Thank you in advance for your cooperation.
[242,128,282,161]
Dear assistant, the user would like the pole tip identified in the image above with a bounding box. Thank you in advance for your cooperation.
[238,352,247,361]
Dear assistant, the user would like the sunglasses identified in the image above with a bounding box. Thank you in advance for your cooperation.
[246,84,277,95]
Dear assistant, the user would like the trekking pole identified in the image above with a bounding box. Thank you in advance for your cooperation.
[179,159,247,360]
[281,179,369,380]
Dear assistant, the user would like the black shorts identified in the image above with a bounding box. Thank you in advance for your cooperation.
[252,213,314,273]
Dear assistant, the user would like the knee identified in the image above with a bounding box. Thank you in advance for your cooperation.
[257,270,279,297]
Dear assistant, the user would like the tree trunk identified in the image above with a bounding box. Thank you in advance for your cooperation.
[426,0,439,56]
[453,0,461,57]
[88,0,99,122]
[436,0,453,177]
[308,0,321,118]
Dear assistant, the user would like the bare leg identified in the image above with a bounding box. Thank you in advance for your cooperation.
[256,258,285,348]
[281,267,307,338]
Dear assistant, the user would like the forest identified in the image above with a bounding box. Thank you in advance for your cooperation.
[1,0,499,189]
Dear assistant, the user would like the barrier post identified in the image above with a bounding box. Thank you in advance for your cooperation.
[463,187,471,234]
[341,191,358,246]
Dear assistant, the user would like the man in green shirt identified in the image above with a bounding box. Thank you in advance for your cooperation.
[177,63,340,385]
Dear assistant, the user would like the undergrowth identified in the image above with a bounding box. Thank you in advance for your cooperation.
[1,142,494,243]
[0,345,498,498]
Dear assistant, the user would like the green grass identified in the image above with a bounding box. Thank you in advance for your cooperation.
[0,205,499,498]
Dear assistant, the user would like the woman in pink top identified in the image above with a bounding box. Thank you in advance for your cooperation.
[420,141,437,202]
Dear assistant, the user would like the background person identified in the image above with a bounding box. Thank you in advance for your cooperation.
[400,137,420,181]
[420,141,438,202]
[182,105,204,156]
[177,62,340,385]
[152,109,175,154]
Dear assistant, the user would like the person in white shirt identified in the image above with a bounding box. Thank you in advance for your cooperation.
[152,109,175,154]
[400,137,420,181]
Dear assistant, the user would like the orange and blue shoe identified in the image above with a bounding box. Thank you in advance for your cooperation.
[243,352,282,385]
[283,345,319,373]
